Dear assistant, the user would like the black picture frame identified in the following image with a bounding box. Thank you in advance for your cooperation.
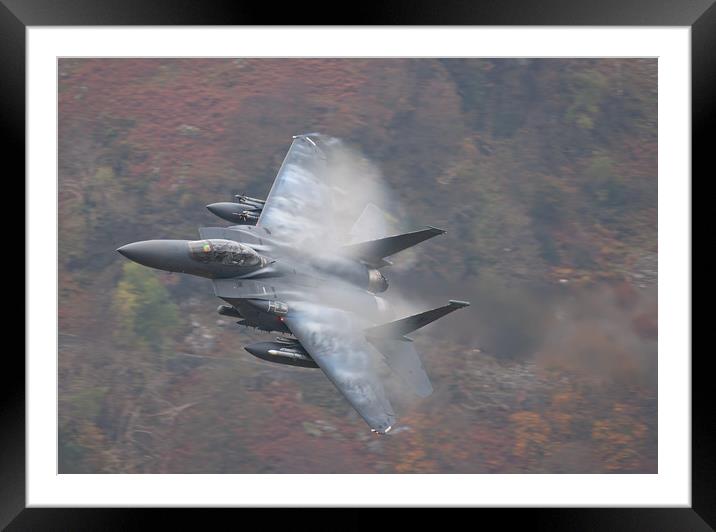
[6,0,706,528]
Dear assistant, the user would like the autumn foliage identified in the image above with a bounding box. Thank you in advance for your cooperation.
[59,58,657,473]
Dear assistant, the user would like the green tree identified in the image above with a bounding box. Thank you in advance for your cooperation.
[112,262,180,352]
[565,70,608,132]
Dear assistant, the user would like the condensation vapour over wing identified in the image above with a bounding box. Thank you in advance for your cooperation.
[259,135,395,250]
[267,135,438,417]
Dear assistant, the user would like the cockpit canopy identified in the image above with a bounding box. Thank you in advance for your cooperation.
[188,239,263,267]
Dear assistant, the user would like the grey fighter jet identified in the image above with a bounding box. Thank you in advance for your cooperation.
[117,134,469,434]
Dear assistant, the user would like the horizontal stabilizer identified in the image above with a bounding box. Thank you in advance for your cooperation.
[341,226,445,268]
[365,300,470,340]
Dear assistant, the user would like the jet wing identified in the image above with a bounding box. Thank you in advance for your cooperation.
[365,337,433,398]
[257,134,336,248]
[284,303,396,433]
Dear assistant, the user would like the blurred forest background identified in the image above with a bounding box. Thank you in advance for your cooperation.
[59,58,657,473]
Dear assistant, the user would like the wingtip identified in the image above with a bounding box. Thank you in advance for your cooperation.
[449,300,471,308]
[425,225,447,235]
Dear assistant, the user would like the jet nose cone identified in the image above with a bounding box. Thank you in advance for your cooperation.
[116,240,190,272]
[116,242,145,261]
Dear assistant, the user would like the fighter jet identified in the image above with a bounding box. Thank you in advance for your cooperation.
[117,134,469,434]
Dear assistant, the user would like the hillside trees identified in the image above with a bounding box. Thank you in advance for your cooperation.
[58,58,658,473]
